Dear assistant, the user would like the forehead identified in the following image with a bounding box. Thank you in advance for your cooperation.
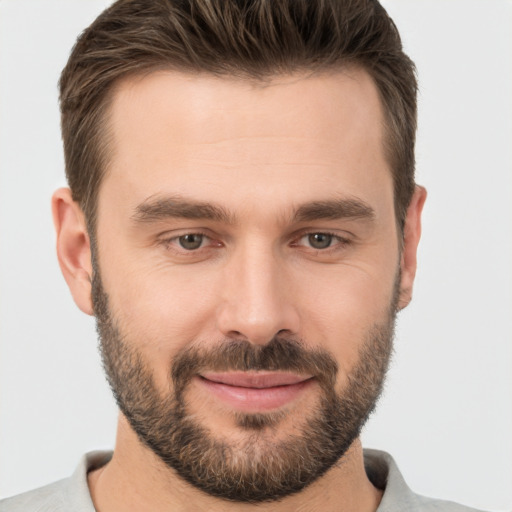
[101,68,392,221]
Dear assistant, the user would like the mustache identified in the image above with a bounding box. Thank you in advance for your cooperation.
[171,337,338,394]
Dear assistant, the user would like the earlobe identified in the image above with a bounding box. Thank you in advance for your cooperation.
[398,185,427,310]
[52,188,94,315]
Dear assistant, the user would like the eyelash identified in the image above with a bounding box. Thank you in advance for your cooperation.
[293,231,351,252]
[159,230,351,255]
[160,231,216,252]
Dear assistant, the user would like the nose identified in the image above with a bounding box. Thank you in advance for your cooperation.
[216,242,300,345]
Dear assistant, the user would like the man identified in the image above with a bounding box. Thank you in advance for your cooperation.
[0,1,489,511]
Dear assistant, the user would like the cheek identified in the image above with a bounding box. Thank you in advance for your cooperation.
[102,260,222,370]
[295,263,397,376]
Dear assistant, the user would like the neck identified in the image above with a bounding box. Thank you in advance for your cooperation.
[88,415,382,512]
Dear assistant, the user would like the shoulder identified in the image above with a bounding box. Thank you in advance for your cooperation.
[364,449,487,512]
[411,496,488,512]
[0,478,69,512]
[0,451,112,512]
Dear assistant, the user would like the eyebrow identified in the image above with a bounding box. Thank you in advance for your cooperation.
[293,198,375,223]
[131,195,375,225]
[132,196,234,224]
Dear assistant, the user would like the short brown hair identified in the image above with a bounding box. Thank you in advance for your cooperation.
[60,0,417,232]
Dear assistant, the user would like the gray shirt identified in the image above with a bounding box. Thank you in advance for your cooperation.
[0,449,485,511]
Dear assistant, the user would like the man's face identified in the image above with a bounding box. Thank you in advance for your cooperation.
[92,69,403,501]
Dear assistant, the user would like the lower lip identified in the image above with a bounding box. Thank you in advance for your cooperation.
[196,377,314,412]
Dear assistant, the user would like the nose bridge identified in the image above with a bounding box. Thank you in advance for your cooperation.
[217,238,299,344]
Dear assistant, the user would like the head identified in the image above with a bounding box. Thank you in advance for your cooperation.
[60,0,418,235]
[53,0,426,504]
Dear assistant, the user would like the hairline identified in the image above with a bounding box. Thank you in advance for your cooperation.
[85,63,409,242]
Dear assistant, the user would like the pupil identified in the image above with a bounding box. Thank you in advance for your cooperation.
[179,234,203,250]
[309,233,332,249]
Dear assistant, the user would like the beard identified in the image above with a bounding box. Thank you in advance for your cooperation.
[92,270,397,503]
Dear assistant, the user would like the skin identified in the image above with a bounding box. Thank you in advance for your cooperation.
[52,68,426,511]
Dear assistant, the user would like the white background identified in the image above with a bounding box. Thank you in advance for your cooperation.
[0,0,511,509]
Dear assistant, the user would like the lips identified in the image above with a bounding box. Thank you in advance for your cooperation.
[197,371,314,412]
[201,371,311,388]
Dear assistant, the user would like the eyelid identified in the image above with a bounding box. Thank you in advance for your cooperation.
[157,227,212,241]
[291,229,352,247]
[156,228,352,254]
[158,230,216,251]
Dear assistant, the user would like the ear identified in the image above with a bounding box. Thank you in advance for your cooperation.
[397,185,427,310]
[52,188,94,315]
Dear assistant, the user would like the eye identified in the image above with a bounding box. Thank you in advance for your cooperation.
[157,231,223,261]
[292,231,351,255]
[177,233,205,250]
[305,233,333,249]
